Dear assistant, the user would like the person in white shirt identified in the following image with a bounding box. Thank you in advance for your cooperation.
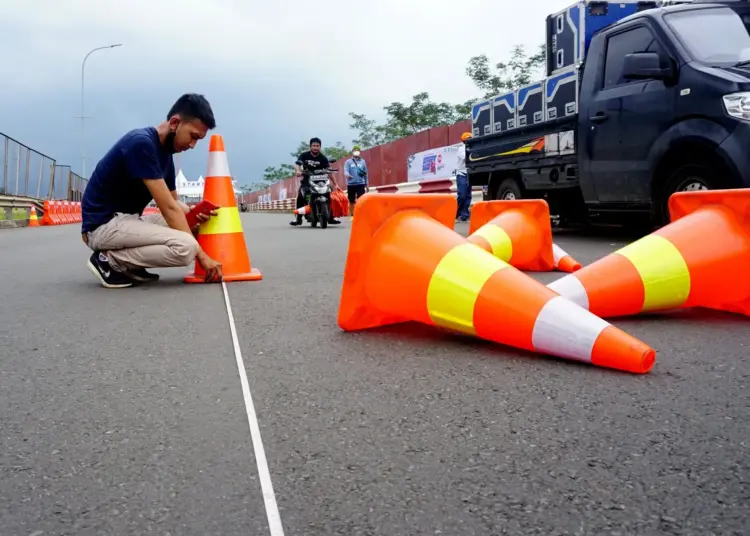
[455,132,472,221]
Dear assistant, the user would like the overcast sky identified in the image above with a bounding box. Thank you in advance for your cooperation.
[1,0,565,186]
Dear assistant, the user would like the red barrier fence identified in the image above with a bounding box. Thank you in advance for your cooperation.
[240,119,471,205]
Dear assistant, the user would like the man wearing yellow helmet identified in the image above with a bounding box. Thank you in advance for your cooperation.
[455,132,472,221]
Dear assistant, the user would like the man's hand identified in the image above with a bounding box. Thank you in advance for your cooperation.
[196,251,223,282]
[190,208,219,236]
[195,209,218,224]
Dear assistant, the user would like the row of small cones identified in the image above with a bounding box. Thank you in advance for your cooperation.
[181,134,750,376]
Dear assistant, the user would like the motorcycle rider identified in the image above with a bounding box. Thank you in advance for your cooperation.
[290,137,342,226]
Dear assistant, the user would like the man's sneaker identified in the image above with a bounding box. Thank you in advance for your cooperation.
[124,268,160,283]
[87,252,133,289]
[328,218,342,225]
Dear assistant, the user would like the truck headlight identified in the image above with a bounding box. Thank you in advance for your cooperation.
[722,92,750,120]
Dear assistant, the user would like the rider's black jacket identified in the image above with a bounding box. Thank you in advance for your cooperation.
[298,151,330,187]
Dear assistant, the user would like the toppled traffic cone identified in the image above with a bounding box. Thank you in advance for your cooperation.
[293,205,310,215]
[467,200,582,272]
[185,135,262,283]
[28,205,40,227]
[338,193,655,374]
[547,188,750,318]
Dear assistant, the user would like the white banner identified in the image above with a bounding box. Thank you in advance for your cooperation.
[406,143,463,183]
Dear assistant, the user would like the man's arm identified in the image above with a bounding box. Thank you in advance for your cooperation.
[362,160,369,188]
[145,179,194,236]
[294,153,305,176]
[344,159,352,181]
[171,190,191,213]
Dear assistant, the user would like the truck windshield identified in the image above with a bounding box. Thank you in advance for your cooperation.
[665,7,750,65]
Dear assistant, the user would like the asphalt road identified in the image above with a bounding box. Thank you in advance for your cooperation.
[1,213,748,536]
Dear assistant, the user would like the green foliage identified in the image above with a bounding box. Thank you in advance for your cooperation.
[263,163,295,182]
[260,43,545,183]
[465,44,546,98]
[349,92,469,149]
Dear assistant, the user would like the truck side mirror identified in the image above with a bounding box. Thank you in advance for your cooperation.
[623,52,672,81]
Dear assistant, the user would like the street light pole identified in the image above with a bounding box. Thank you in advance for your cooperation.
[81,44,122,180]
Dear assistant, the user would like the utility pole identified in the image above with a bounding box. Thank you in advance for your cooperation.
[81,44,122,180]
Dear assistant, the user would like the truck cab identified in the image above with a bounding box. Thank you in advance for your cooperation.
[467,0,750,227]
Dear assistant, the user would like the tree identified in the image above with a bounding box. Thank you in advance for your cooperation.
[465,44,546,98]
[349,92,469,149]
[259,43,545,181]
[263,163,295,182]
[348,113,385,149]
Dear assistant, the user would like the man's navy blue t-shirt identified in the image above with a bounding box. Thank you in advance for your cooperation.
[81,126,176,234]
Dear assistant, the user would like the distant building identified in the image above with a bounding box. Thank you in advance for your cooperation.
[175,169,241,205]
[146,169,241,207]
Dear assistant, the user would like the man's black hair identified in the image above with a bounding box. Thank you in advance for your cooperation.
[167,93,216,129]
[310,137,322,146]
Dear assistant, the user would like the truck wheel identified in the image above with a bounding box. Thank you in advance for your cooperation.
[655,161,727,227]
[494,178,523,200]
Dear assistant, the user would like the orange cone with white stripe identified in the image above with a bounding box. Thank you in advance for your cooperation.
[293,205,310,215]
[467,200,582,272]
[338,194,655,374]
[28,205,40,227]
[547,188,750,318]
[184,134,262,283]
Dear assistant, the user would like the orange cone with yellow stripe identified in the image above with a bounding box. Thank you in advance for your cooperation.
[184,134,262,283]
[467,200,582,272]
[338,193,655,374]
[547,188,750,318]
[28,205,40,227]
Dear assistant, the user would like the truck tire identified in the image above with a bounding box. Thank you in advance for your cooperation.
[655,160,729,227]
[493,178,523,200]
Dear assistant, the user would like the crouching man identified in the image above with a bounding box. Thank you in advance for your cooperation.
[81,93,223,288]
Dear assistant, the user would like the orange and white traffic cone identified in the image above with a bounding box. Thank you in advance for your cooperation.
[293,205,311,215]
[338,193,655,374]
[184,134,262,283]
[28,205,40,227]
[547,188,750,318]
[467,199,582,272]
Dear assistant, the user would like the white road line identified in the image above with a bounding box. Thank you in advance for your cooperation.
[221,281,285,536]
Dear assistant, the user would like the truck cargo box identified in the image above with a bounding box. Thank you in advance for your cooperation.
[492,91,517,134]
[545,0,644,76]
[516,81,544,128]
[545,65,579,121]
[471,99,492,137]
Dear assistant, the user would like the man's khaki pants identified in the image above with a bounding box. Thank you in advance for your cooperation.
[84,213,199,272]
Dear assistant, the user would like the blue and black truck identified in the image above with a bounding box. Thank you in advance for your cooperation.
[466,0,750,228]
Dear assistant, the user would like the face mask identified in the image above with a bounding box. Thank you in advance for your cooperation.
[353,151,360,157]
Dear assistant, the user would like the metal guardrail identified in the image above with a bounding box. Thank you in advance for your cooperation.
[0,194,44,228]
[1,132,87,202]
[1,132,56,199]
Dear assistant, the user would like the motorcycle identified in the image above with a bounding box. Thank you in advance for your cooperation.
[295,160,338,229]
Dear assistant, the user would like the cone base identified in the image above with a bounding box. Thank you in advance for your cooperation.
[339,193,458,331]
[184,268,262,284]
